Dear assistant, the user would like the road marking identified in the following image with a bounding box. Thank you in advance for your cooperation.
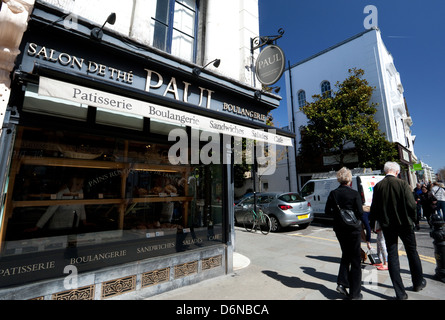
[290,233,338,243]
[292,234,436,264]
[399,250,436,264]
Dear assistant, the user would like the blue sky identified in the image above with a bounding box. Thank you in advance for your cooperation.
[259,0,445,173]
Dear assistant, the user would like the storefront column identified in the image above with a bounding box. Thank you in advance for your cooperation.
[0,124,15,239]
[0,0,34,130]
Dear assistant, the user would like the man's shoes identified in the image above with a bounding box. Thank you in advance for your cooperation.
[395,293,408,300]
[336,285,348,296]
[413,279,427,292]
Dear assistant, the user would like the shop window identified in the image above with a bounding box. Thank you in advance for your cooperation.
[0,126,224,287]
[150,0,198,62]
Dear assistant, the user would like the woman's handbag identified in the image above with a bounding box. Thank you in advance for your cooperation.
[367,249,382,265]
[333,193,361,228]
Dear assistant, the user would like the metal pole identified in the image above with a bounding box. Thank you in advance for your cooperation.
[288,60,300,192]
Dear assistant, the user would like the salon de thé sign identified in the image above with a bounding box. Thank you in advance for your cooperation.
[25,42,268,123]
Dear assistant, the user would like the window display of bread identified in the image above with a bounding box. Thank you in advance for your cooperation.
[150,186,163,194]
[164,184,177,194]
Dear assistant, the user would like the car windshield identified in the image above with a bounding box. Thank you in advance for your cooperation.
[278,193,305,203]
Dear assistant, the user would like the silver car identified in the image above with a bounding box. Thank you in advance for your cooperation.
[234,192,314,232]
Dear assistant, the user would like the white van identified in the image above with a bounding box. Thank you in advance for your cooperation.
[299,175,384,219]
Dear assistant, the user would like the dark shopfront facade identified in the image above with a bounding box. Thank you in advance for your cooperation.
[0,4,292,299]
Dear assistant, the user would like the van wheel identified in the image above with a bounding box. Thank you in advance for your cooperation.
[269,215,281,232]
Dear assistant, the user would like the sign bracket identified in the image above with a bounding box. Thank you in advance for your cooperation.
[249,29,285,87]
[250,28,285,54]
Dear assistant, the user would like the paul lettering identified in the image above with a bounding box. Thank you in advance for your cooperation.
[164,77,180,100]
[144,68,163,93]
[144,68,214,108]
[198,87,214,109]
[258,53,282,70]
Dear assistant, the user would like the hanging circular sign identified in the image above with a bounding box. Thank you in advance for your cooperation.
[255,45,286,86]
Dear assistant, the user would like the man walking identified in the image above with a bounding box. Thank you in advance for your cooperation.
[370,162,426,300]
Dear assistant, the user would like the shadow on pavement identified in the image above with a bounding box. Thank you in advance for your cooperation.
[305,255,341,264]
[262,269,342,299]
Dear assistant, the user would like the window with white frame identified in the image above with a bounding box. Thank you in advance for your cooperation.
[298,90,306,108]
[149,0,198,62]
[321,81,331,98]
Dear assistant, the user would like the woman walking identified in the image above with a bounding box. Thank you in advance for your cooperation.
[325,167,364,300]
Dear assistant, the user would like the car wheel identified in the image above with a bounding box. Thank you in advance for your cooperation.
[269,215,281,232]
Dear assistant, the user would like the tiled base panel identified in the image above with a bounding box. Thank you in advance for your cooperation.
[0,246,228,300]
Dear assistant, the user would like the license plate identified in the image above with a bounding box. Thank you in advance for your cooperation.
[298,214,309,220]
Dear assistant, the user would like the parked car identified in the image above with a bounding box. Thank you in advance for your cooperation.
[234,192,254,205]
[234,192,313,232]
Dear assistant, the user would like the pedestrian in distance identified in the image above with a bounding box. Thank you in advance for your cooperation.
[431,182,445,219]
[325,167,364,300]
[412,183,423,230]
[370,161,426,300]
[419,185,437,228]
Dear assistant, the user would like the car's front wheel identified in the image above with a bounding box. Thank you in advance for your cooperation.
[269,215,281,232]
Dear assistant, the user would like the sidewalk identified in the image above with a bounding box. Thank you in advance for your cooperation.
[149,227,445,301]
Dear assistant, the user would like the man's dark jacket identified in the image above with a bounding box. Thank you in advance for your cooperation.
[370,175,417,229]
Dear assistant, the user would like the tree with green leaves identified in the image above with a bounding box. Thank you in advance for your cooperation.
[299,68,398,169]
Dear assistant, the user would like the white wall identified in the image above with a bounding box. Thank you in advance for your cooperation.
[287,28,412,153]
[41,0,259,86]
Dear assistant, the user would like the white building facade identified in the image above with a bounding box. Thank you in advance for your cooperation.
[284,28,417,189]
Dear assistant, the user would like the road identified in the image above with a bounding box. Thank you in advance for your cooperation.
[281,218,437,264]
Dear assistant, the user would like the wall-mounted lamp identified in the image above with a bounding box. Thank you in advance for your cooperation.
[91,13,116,41]
[193,58,221,76]
[254,90,262,101]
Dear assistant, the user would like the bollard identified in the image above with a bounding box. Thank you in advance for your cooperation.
[430,214,445,283]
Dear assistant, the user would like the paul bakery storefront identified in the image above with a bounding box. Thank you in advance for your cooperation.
[0,5,292,299]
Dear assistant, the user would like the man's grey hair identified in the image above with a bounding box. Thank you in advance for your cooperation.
[384,161,400,174]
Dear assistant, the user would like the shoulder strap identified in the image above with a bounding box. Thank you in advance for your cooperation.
[332,191,342,210]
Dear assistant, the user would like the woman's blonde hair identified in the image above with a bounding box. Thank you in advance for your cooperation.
[337,167,352,185]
